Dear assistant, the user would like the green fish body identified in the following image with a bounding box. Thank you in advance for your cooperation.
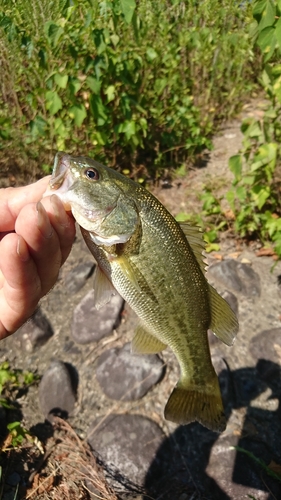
[48,152,239,432]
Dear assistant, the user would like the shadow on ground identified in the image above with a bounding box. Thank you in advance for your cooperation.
[144,360,281,500]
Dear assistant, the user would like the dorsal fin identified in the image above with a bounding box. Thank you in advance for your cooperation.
[179,222,207,274]
[179,221,239,346]
[208,284,239,346]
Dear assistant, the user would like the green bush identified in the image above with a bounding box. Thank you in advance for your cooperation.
[227,0,281,257]
[0,0,255,177]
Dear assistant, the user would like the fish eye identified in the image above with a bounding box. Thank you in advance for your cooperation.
[84,167,99,181]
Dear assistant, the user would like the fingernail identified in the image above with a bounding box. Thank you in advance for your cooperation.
[50,195,70,228]
[17,235,30,262]
[36,201,53,238]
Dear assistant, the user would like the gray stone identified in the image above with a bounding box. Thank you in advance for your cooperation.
[64,261,95,294]
[39,360,77,422]
[96,342,164,401]
[15,308,53,351]
[205,434,281,499]
[87,414,166,490]
[72,290,124,344]
[207,259,261,297]
[250,328,281,366]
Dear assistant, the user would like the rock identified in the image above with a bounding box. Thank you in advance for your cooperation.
[87,414,167,491]
[64,261,95,294]
[72,290,124,344]
[205,434,281,499]
[250,328,281,366]
[96,342,164,401]
[207,259,261,297]
[15,308,53,351]
[39,361,77,422]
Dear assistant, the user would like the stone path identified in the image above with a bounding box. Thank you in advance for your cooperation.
[1,103,281,499]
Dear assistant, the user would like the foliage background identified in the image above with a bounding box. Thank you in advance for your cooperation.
[0,0,255,179]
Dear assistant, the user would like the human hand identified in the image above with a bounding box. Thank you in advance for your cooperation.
[0,177,76,339]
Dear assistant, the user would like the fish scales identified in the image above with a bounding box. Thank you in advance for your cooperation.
[83,192,212,374]
[47,152,239,432]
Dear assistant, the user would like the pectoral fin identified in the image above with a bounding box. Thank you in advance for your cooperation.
[117,256,141,292]
[93,266,116,309]
[132,323,167,354]
[208,285,239,346]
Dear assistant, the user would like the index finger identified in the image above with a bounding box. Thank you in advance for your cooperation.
[0,176,51,232]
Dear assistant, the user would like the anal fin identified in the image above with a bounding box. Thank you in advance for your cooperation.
[132,323,167,354]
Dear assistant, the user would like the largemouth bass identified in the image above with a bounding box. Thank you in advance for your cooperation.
[47,152,238,432]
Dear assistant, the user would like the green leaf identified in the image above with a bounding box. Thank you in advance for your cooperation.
[252,185,270,209]
[120,0,136,24]
[257,0,276,31]
[44,21,64,47]
[86,76,101,94]
[68,104,87,126]
[253,0,267,20]
[92,29,106,54]
[146,47,157,61]
[229,155,242,181]
[275,17,281,51]
[69,78,81,96]
[175,213,191,222]
[105,85,115,103]
[30,116,47,137]
[45,91,62,115]
[90,95,107,126]
[123,120,136,140]
[257,26,276,58]
[54,73,68,89]
[110,34,120,46]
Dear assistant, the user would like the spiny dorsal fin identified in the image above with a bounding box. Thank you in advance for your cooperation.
[93,266,116,309]
[132,323,167,354]
[208,284,239,346]
[179,222,207,274]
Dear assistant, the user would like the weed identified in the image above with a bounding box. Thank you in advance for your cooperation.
[226,0,281,258]
[0,0,255,177]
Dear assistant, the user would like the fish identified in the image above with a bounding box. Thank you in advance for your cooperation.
[47,151,239,432]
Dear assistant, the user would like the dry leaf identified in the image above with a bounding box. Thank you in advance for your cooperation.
[228,252,241,259]
[212,253,223,260]
[256,247,276,257]
[224,209,235,220]
[268,460,281,476]
[1,433,13,452]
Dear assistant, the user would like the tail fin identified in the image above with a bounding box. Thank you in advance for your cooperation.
[164,378,226,432]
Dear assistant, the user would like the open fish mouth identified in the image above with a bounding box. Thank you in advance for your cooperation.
[49,152,72,191]
[45,152,118,223]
